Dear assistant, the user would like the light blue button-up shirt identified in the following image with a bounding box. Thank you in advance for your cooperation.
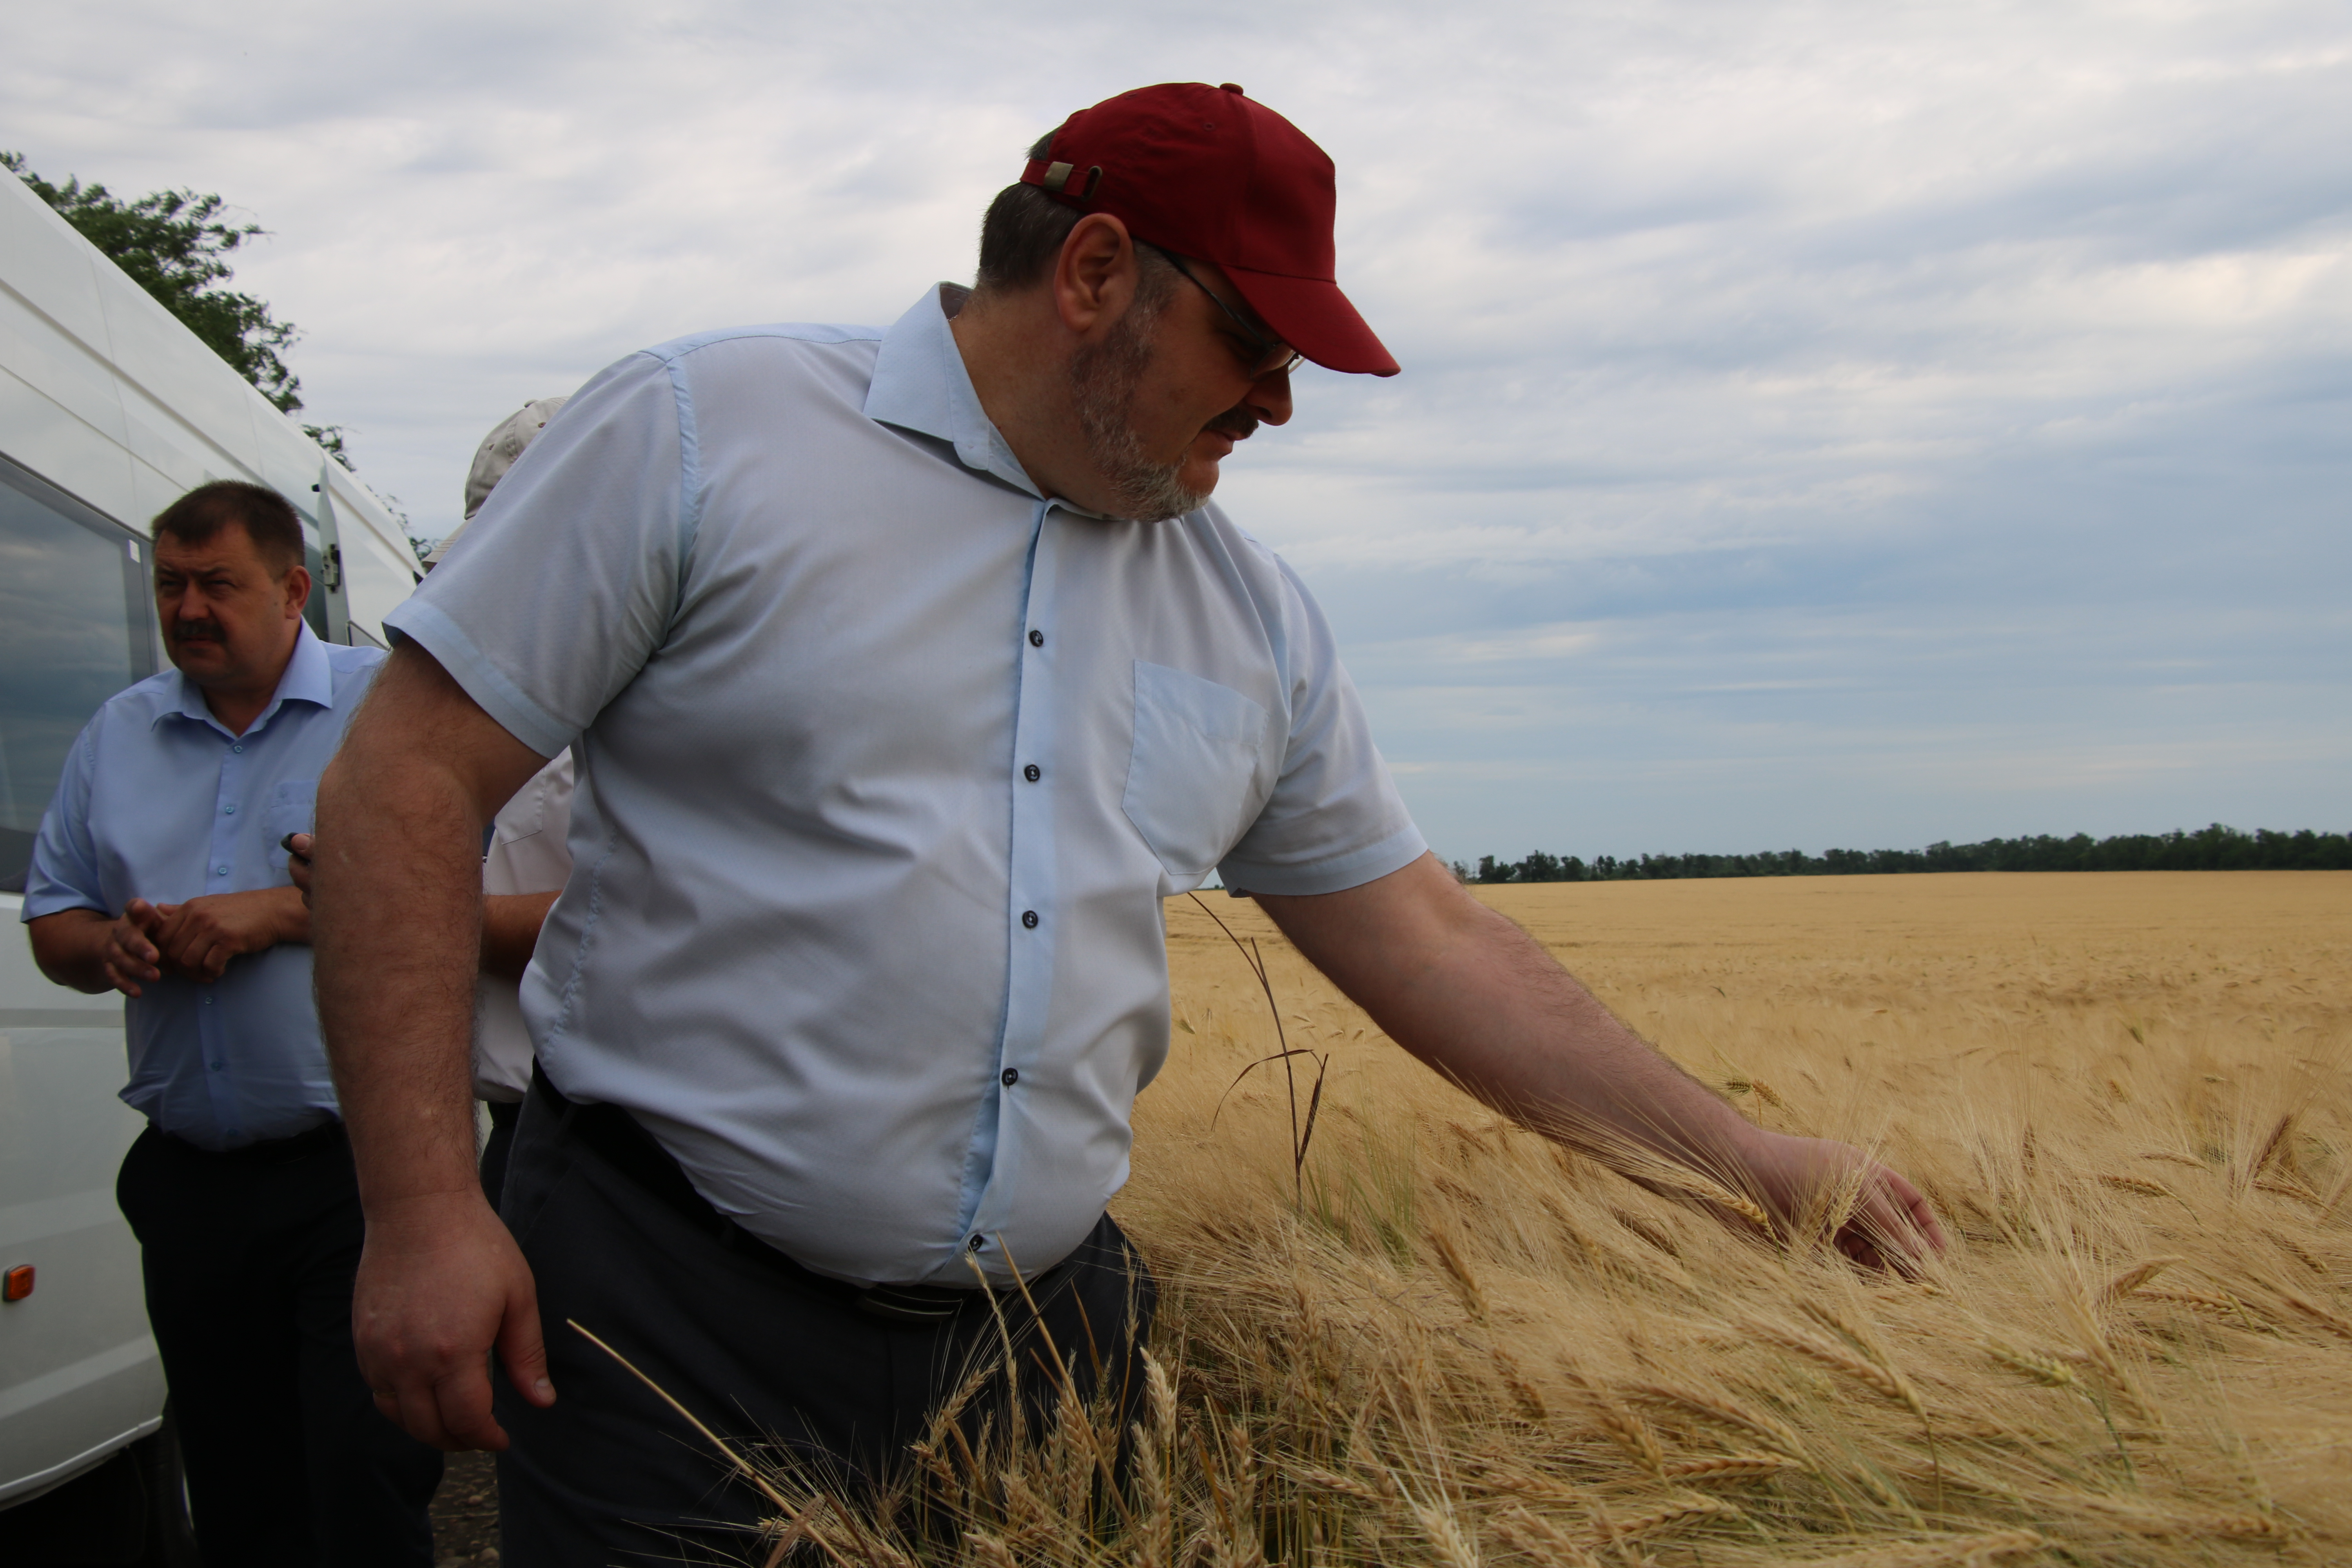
[22,624,385,1150]
[388,287,1424,1285]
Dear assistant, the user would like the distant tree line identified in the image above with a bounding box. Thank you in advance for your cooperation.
[1454,824,2352,884]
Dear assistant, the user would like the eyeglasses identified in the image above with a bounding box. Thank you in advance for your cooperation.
[1145,243,1305,379]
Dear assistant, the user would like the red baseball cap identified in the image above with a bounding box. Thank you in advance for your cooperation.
[1022,83,1399,377]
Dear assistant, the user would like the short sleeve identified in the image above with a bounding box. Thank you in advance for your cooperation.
[20,720,108,919]
[383,352,693,758]
[1217,562,1427,897]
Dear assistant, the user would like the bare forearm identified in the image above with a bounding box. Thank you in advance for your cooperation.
[480,892,559,980]
[27,911,116,994]
[263,884,311,946]
[316,746,485,1206]
[1262,856,1762,1172]
[314,646,543,1211]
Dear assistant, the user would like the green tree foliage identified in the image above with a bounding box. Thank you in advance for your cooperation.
[1454,824,2352,884]
[2,152,325,425]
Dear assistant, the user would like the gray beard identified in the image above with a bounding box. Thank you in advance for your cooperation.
[1069,304,1214,522]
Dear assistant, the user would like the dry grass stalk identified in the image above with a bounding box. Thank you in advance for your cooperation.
[1659,1452,1800,1480]
[1428,1225,1490,1320]
[1405,1491,1484,1568]
[2098,1256,2183,1303]
[1982,1340,2078,1389]
[2279,1291,2352,1341]
[1780,1529,2045,1567]
[2245,1111,2296,1183]
[1625,1382,1809,1459]
[1586,1492,1738,1549]
[1744,1318,1926,1416]
[2253,1177,2325,1206]
[2074,1494,2290,1540]
[2096,1172,2172,1198]
[1492,1505,1605,1567]
[2132,1287,2252,1319]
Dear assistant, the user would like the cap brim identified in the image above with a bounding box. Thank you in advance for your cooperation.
[1222,266,1400,377]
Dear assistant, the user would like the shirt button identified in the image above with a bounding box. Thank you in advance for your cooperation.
[1027,629,1044,648]
[1020,910,1038,929]
[223,804,236,815]
[1001,1068,1019,1087]
[209,1060,224,1071]
[215,866,230,876]
[201,996,214,1005]
[967,1234,985,1251]
[1022,764,1041,783]
[231,744,245,753]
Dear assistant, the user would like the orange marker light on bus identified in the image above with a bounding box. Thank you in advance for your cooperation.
[1,1265,31,1302]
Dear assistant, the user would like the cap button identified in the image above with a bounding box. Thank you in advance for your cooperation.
[1219,83,1245,95]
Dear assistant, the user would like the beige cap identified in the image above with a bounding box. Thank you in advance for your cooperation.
[425,396,570,567]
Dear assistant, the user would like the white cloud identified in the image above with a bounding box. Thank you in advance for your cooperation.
[5,0,2347,853]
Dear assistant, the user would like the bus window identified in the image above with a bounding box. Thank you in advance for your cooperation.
[0,459,156,892]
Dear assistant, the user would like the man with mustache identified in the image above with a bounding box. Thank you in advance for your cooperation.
[314,84,1946,1564]
[22,480,439,1566]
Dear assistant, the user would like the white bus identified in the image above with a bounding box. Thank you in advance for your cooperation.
[0,166,418,1558]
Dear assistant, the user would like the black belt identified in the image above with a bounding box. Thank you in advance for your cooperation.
[158,1118,347,1163]
[529,1071,1014,1325]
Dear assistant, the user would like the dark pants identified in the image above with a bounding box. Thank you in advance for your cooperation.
[495,1075,1157,1567]
[481,1096,522,1209]
[116,1123,442,1568]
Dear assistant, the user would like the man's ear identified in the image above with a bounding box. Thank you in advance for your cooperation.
[282,563,313,619]
[1052,213,1139,338]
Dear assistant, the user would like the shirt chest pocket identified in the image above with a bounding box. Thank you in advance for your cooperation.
[1121,662,1271,888]
[263,780,318,875]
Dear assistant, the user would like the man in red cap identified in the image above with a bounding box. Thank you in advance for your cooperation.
[315,84,1944,1564]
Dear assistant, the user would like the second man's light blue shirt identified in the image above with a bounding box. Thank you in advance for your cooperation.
[22,625,385,1150]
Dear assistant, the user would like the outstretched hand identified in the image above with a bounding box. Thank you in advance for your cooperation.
[1731,1131,1947,1272]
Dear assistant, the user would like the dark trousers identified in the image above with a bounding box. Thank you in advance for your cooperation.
[495,1076,1158,1566]
[115,1123,442,1568]
[480,1096,522,1209]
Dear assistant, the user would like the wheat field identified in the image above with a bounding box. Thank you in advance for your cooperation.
[764,871,2352,1566]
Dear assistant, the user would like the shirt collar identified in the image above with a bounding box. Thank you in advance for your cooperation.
[865,285,1120,521]
[160,621,338,736]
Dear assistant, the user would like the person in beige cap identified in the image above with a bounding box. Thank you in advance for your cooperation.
[443,399,575,1199]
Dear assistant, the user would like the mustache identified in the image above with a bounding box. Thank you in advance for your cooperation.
[171,618,226,644]
[1205,407,1259,441]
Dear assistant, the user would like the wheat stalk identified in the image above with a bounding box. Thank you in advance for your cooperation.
[2280,1291,2352,1341]
[2076,1494,2290,1539]
[1492,1506,1604,1567]
[1584,1493,1737,1549]
[1660,1452,1800,1480]
[1782,1529,2045,1566]
[2098,1256,2182,1303]
[1406,1493,1484,1568]
[2096,1172,2171,1198]
[1625,1382,1808,1458]
[2134,1287,2251,1319]
[1747,1318,1926,1415]
[1983,1340,2078,1389]
[2254,1177,2325,1207]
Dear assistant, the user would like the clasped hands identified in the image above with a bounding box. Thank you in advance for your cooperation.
[99,886,308,995]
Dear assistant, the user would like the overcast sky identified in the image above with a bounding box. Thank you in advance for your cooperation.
[8,1,2347,862]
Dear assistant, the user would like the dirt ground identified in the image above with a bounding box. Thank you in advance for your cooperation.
[430,1449,499,1565]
